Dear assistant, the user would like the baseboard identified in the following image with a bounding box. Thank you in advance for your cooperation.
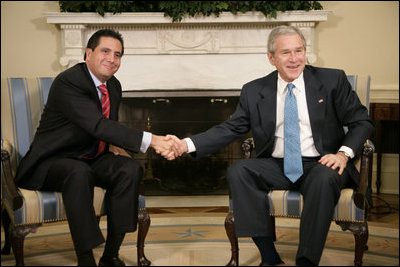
[146,195,229,208]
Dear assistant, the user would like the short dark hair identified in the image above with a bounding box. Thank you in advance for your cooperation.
[84,29,124,60]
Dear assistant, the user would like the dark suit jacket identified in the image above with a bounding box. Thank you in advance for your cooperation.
[190,65,375,184]
[15,63,143,190]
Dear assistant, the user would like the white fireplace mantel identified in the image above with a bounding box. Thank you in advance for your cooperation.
[45,11,331,91]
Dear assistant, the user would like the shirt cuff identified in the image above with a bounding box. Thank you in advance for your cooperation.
[185,138,196,153]
[140,131,152,153]
[339,146,355,159]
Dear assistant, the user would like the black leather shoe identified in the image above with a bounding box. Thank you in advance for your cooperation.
[98,256,126,266]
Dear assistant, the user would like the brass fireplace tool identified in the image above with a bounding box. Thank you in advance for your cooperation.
[143,115,162,184]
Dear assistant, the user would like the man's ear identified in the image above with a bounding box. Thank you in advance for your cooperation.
[85,48,92,59]
[267,52,275,66]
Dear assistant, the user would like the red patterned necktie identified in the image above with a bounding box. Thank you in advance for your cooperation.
[98,84,110,118]
[86,84,110,159]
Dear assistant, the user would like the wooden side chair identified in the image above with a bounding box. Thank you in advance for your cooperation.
[1,77,151,266]
[224,75,374,266]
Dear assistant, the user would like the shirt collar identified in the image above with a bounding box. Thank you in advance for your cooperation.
[277,72,304,94]
[87,67,106,88]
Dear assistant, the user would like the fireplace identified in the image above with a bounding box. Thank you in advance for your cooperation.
[119,90,250,195]
[45,10,330,195]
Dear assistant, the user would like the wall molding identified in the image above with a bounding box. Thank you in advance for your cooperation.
[371,86,399,103]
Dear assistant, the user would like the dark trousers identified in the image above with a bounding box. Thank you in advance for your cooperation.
[227,157,352,265]
[40,153,143,254]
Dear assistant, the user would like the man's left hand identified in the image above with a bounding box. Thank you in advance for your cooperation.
[109,145,132,158]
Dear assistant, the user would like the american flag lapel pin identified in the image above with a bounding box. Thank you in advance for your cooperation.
[318,99,324,103]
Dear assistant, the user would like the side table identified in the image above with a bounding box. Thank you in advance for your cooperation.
[369,102,399,194]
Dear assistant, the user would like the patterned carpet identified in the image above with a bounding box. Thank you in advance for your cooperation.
[1,216,398,266]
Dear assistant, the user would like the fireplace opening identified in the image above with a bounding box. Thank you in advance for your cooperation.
[119,93,251,196]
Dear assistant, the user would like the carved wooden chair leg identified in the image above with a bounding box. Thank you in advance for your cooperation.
[11,231,25,266]
[11,224,41,266]
[1,209,12,255]
[225,212,239,266]
[353,222,368,266]
[137,208,151,266]
[336,221,368,266]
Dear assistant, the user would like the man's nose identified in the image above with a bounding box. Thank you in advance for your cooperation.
[289,51,297,61]
[106,53,115,63]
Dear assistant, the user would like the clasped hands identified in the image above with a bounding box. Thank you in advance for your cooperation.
[150,134,188,160]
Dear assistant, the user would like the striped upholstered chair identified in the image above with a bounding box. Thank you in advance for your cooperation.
[224,75,374,266]
[1,77,151,266]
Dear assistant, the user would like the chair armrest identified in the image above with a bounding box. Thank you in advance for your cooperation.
[242,137,255,159]
[1,139,23,210]
[353,139,375,209]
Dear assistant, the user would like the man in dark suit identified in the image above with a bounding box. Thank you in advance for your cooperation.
[168,26,375,265]
[15,29,178,266]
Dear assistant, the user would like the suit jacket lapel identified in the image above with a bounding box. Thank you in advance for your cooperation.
[82,64,103,105]
[107,79,119,121]
[83,64,119,121]
[257,72,277,138]
[255,69,327,155]
[304,67,326,154]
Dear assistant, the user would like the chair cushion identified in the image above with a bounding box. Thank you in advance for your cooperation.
[229,188,365,223]
[268,189,365,222]
[10,187,106,226]
[8,187,148,226]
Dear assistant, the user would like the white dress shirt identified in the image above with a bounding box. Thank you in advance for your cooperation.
[272,73,320,158]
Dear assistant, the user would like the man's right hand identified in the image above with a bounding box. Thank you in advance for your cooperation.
[150,134,180,160]
[165,135,188,156]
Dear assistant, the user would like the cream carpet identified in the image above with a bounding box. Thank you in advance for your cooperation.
[1,216,398,266]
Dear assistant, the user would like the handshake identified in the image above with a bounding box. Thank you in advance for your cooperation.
[150,134,188,160]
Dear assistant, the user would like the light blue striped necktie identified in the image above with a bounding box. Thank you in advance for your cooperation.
[284,83,303,183]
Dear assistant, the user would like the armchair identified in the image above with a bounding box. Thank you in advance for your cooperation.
[224,75,374,266]
[1,77,151,266]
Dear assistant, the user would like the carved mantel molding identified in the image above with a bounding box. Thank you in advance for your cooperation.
[45,11,331,90]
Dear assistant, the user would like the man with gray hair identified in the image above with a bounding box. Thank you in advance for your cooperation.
[167,25,374,265]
